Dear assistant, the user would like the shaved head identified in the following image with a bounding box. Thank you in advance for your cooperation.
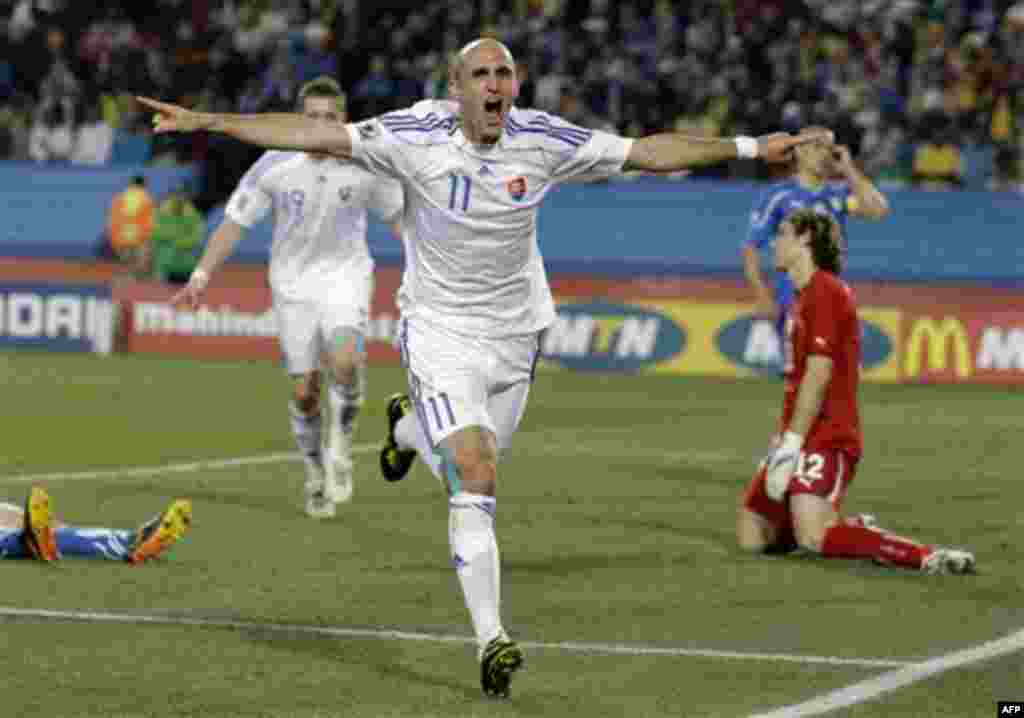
[452,38,515,83]
[448,37,519,146]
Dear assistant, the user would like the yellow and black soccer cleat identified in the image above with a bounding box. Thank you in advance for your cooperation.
[480,636,524,699]
[24,487,59,562]
[380,393,417,482]
[128,499,192,564]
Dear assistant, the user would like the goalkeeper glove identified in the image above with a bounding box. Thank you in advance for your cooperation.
[765,431,803,501]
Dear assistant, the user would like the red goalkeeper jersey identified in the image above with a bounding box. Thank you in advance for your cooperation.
[781,270,863,456]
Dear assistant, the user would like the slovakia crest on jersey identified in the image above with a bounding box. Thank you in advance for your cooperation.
[507,176,527,201]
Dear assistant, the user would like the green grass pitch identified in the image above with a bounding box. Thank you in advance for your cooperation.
[0,350,1020,717]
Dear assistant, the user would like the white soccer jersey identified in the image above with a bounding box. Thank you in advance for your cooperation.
[346,102,633,337]
[225,151,403,301]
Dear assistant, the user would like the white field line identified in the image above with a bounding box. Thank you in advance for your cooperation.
[0,606,911,669]
[0,445,377,484]
[6,447,1008,708]
[749,627,1024,718]
[0,443,745,485]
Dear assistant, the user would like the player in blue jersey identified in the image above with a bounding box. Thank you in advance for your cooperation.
[0,487,191,564]
[742,134,890,368]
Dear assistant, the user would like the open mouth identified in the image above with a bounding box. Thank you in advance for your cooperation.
[484,99,503,123]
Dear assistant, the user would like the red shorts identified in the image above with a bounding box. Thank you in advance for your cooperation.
[742,448,860,543]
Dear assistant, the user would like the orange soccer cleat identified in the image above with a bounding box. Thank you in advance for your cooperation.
[128,499,193,564]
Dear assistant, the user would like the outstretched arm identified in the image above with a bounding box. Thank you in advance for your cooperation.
[623,131,832,173]
[138,98,353,158]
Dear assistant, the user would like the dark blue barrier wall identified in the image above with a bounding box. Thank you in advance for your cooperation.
[4,162,1023,284]
[537,179,1024,284]
[1,162,197,259]
[205,177,1024,285]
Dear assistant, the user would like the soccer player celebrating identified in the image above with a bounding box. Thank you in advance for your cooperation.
[139,39,828,698]
[171,77,404,519]
[1,487,191,565]
[738,209,975,575]
[742,133,890,368]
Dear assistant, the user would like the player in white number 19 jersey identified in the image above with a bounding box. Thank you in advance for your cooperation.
[171,77,403,519]
[142,40,828,697]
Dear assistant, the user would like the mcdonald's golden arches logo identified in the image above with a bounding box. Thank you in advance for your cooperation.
[904,317,972,379]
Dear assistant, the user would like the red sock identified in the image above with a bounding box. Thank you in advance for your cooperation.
[821,525,930,570]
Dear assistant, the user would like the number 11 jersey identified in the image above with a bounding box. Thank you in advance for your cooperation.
[346,101,633,338]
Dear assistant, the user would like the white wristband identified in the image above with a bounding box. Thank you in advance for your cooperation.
[190,268,210,289]
[735,136,759,159]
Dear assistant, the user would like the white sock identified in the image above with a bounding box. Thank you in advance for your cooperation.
[289,402,322,459]
[395,412,442,481]
[449,492,503,652]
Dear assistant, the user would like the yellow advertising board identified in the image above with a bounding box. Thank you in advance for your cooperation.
[542,298,903,382]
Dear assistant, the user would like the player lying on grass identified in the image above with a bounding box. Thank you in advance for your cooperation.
[0,487,192,564]
[738,209,975,575]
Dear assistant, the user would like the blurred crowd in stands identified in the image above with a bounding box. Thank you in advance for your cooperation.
[1,0,1022,212]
